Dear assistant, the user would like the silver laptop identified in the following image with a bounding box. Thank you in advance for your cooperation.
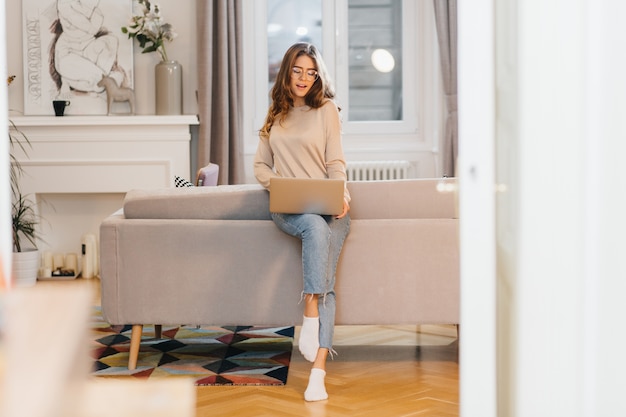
[269,177,345,215]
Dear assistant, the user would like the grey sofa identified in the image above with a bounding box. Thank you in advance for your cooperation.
[99,178,459,369]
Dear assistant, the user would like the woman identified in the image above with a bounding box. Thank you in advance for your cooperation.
[254,43,351,402]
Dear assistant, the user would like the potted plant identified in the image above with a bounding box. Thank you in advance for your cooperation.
[8,75,40,287]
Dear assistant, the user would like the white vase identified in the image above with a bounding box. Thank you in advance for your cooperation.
[12,249,39,287]
[155,60,183,115]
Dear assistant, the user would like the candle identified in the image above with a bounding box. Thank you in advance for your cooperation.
[81,234,96,279]
[43,251,53,269]
[65,253,78,275]
[53,253,65,270]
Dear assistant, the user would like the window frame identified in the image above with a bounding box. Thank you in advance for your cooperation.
[334,0,418,135]
[243,0,441,177]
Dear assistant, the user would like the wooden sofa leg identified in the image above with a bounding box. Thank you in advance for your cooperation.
[128,324,143,371]
[155,324,162,339]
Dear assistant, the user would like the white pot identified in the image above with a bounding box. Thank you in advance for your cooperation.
[12,249,39,287]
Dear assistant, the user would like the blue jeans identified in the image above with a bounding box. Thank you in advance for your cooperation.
[271,212,351,350]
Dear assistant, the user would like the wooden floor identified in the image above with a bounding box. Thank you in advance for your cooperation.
[51,278,459,417]
[196,333,459,417]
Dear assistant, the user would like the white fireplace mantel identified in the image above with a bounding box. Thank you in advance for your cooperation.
[10,115,199,254]
[10,114,198,128]
[10,115,198,194]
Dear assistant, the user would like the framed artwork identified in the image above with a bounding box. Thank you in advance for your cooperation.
[22,0,134,115]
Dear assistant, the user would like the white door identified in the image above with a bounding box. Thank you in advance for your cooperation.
[457,1,497,416]
[1,0,12,286]
[460,1,626,416]
[459,0,589,415]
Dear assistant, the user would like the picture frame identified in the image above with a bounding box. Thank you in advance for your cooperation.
[22,0,134,115]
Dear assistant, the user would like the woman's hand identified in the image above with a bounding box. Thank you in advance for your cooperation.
[336,200,350,219]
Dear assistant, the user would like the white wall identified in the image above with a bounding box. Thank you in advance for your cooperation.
[583,4,626,414]
[4,0,198,260]
[459,1,626,416]
[503,0,588,414]
[5,0,198,116]
[6,1,446,183]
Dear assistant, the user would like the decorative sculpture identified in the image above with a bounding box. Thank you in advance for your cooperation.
[97,75,135,115]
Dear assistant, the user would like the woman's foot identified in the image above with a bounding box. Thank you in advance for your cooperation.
[299,316,320,362]
[304,368,328,401]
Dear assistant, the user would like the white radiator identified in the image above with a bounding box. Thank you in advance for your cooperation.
[346,160,411,181]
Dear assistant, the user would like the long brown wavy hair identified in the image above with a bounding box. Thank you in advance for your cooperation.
[260,43,336,139]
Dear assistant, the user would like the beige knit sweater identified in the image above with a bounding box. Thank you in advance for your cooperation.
[254,100,350,203]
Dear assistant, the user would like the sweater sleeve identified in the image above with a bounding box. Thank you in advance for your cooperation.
[323,101,351,203]
[253,134,277,189]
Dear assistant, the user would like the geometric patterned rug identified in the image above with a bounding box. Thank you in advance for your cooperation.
[90,307,294,385]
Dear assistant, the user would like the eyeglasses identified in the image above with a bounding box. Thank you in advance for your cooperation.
[291,67,319,81]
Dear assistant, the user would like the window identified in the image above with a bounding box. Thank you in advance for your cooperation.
[336,0,417,134]
[243,0,440,176]
[344,0,404,122]
[267,0,323,91]
[260,0,415,133]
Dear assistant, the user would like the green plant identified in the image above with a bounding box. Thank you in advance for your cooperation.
[8,75,40,252]
[11,192,38,252]
[9,119,30,197]
[121,0,177,62]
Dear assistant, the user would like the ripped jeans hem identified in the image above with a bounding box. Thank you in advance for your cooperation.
[299,291,330,308]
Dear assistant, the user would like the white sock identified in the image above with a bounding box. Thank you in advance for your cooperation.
[304,368,328,402]
[299,316,320,362]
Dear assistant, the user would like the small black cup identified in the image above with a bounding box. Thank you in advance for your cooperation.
[53,100,70,116]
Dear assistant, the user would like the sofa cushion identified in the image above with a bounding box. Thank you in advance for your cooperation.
[123,184,271,220]
[347,178,457,219]
[123,178,458,221]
